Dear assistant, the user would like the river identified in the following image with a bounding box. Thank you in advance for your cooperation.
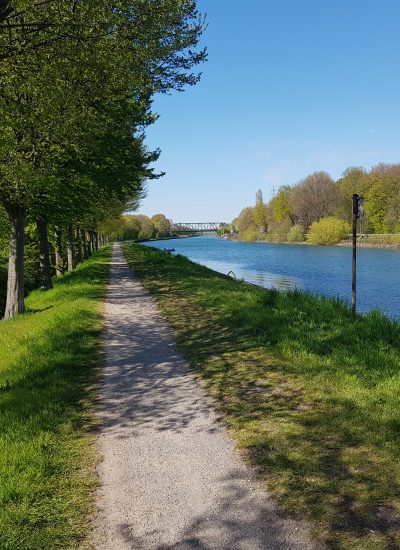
[142,236,400,319]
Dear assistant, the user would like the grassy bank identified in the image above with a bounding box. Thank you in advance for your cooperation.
[123,242,400,550]
[0,246,111,550]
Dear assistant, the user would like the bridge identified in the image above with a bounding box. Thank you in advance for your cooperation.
[171,222,227,233]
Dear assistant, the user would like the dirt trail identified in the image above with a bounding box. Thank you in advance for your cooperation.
[94,243,319,550]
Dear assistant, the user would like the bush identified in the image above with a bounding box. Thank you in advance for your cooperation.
[287,224,305,242]
[239,227,258,242]
[307,217,351,245]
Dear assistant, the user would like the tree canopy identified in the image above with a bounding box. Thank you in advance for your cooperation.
[232,162,400,244]
[0,0,207,318]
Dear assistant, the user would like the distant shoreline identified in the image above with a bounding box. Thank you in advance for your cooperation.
[224,236,400,250]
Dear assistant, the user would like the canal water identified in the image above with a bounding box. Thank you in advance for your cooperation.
[142,236,400,319]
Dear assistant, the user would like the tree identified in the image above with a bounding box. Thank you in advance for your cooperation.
[136,215,155,240]
[336,167,369,222]
[252,189,268,232]
[151,214,171,237]
[0,0,207,318]
[270,185,296,224]
[364,164,400,233]
[236,207,255,235]
[290,171,339,229]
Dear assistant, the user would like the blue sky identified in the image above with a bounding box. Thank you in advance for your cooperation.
[138,0,400,223]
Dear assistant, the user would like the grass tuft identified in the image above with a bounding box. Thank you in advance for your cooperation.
[0,247,111,550]
[123,242,400,550]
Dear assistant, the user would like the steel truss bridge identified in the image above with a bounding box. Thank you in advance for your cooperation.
[171,222,227,233]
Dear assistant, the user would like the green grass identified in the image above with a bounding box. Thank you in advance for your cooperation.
[0,246,111,550]
[123,242,400,550]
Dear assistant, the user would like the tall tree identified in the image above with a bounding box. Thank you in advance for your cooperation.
[252,189,268,232]
[0,0,207,318]
[289,171,339,229]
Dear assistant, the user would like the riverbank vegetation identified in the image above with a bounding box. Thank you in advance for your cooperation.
[0,1,206,319]
[123,242,400,550]
[0,247,111,549]
[230,164,400,246]
[119,213,173,241]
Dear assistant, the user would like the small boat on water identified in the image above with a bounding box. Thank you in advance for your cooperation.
[164,248,175,253]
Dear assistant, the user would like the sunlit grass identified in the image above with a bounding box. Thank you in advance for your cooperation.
[123,242,400,550]
[0,246,111,550]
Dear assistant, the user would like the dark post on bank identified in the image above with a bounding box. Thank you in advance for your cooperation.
[352,193,363,314]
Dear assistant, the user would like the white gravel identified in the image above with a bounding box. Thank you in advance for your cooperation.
[93,243,321,550]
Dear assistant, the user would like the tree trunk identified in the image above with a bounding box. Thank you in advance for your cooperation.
[94,231,99,252]
[67,225,75,272]
[55,226,63,276]
[4,204,26,319]
[81,228,87,259]
[75,226,82,264]
[89,230,95,254]
[87,231,92,256]
[36,217,53,290]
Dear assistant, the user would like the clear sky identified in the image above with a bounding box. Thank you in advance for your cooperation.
[137,0,400,223]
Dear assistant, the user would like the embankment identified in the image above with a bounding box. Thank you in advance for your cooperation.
[123,242,400,550]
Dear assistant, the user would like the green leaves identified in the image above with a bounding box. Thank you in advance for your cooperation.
[0,0,207,224]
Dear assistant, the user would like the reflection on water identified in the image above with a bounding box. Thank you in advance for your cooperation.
[197,259,300,291]
[142,236,400,319]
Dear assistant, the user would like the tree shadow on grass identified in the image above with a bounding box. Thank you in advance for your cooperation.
[123,244,400,549]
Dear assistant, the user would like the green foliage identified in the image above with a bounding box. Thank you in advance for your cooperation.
[123,243,400,550]
[272,185,294,223]
[287,224,305,242]
[307,216,351,245]
[120,215,142,241]
[232,163,400,246]
[151,214,172,238]
[235,206,258,241]
[365,181,390,232]
[0,0,207,316]
[136,215,155,240]
[0,247,111,549]
[252,189,268,232]
[240,227,258,242]
[336,167,368,222]
[252,202,268,232]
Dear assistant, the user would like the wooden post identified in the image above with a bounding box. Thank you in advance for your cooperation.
[352,194,358,315]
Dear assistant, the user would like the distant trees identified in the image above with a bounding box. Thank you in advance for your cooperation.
[151,214,172,238]
[231,162,400,245]
[252,190,268,233]
[118,213,172,241]
[289,172,339,228]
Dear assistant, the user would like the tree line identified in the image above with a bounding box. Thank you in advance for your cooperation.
[0,0,206,319]
[119,213,172,240]
[231,163,400,244]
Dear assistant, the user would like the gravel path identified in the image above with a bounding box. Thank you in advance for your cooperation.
[94,243,319,550]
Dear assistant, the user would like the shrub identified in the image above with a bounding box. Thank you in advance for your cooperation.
[307,217,351,245]
[287,224,305,242]
[239,227,258,242]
